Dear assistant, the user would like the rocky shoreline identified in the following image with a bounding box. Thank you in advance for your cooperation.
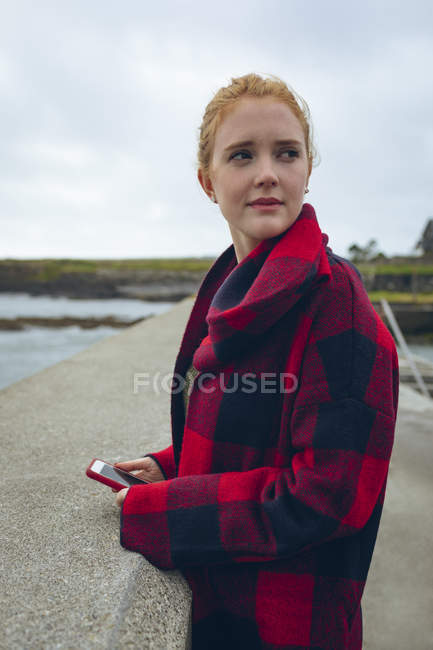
[0,261,208,301]
[0,315,150,331]
[0,281,200,302]
[1,260,433,339]
[1,303,432,343]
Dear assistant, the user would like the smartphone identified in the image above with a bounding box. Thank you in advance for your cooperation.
[86,458,150,492]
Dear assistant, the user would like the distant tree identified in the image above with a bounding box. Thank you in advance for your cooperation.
[347,238,385,263]
[416,218,433,255]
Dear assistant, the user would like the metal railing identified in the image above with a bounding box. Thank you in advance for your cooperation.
[380,298,431,400]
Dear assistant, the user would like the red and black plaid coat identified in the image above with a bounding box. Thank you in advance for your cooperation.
[120,204,399,649]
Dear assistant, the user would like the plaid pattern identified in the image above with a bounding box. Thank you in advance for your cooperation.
[121,204,399,649]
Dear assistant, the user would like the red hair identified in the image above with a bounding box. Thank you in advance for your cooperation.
[197,72,318,181]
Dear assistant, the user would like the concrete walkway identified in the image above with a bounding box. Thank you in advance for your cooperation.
[1,296,432,648]
[362,383,433,650]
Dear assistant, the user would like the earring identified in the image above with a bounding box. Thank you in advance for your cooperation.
[304,187,309,194]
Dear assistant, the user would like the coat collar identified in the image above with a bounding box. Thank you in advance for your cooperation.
[192,203,331,372]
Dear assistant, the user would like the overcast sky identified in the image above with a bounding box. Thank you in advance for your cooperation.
[1,0,432,259]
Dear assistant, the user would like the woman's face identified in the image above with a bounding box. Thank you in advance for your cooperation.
[199,97,310,262]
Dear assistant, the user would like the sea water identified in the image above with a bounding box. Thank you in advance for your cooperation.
[0,293,175,390]
[0,292,174,320]
[0,293,432,391]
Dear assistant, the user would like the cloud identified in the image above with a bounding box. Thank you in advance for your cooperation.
[0,0,432,258]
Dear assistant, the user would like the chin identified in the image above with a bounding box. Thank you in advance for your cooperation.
[253,221,293,239]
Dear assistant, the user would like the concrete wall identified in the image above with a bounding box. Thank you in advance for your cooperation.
[1,298,194,649]
[1,297,433,648]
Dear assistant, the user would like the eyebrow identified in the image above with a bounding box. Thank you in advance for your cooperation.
[223,139,303,153]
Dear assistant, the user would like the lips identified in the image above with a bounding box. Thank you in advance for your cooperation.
[249,198,283,206]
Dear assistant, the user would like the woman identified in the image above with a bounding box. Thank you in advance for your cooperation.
[114,73,399,649]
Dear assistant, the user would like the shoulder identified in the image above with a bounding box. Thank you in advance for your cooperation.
[302,246,398,417]
[315,246,391,342]
[325,247,364,292]
[308,246,369,318]
[322,247,392,342]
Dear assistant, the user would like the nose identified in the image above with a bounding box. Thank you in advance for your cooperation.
[254,157,279,187]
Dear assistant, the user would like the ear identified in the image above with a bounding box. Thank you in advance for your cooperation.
[197,168,214,200]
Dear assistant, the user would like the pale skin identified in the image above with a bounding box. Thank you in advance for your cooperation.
[113,457,164,507]
[198,96,311,264]
[116,96,311,508]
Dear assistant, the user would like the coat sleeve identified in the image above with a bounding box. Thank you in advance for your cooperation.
[145,444,176,480]
[121,391,397,570]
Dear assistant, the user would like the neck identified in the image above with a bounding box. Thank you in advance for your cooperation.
[228,224,263,264]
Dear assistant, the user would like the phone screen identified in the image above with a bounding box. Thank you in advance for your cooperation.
[92,460,148,487]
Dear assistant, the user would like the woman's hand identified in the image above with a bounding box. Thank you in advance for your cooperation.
[113,456,165,507]
[114,456,165,483]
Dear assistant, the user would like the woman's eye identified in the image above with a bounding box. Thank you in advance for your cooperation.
[229,149,299,161]
[230,151,251,160]
[280,149,299,159]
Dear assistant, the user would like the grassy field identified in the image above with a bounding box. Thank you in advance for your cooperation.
[367,291,433,303]
[2,258,433,273]
[0,257,216,280]
[358,263,433,275]
[1,259,433,304]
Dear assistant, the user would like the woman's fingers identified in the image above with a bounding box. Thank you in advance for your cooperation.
[127,469,146,478]
[115,488,129,507]
[114,458,147,471]
[114,457,164,483]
